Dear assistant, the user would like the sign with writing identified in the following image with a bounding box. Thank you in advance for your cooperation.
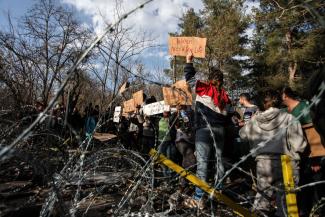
[143,101,170,116]
[168,36,207,58]
[163,80,193,106]
[113,106,122,123]
[133,90,144,107]
[123,99,135,113]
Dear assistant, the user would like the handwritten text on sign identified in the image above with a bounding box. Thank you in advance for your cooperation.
[123,99,135,113]
[169,37,207,58]
[143,101,170,116]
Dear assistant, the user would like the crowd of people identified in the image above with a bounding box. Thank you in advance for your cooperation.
[28,53,325,216]
[112,53,325,216]
[30,100,100,138]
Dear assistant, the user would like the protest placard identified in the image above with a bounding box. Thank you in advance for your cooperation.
[163,80,193,106]
[143,101,170,116]
[168,36,207,58]
[123,99,135,113]
[118,82,129,94]
[113,106,122,123]
[133,90,144,107]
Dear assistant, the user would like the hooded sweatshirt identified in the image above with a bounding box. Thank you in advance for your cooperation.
[239,107,307,160]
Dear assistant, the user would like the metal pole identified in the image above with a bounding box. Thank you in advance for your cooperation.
[173,55,176,83]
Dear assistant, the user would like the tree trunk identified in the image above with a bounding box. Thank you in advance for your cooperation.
[288,62,297,87]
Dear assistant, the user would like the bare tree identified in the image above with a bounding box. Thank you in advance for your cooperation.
[88,8,157,109]
[0,0,92,108]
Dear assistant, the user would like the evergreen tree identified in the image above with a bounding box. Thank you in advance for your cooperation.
[170,0,250,90]
[250,0,325,92]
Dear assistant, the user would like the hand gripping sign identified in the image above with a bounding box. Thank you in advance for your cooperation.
[168,36,207,58]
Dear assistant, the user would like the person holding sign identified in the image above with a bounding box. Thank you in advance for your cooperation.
[136,95,158,154]
[183,52,231,209]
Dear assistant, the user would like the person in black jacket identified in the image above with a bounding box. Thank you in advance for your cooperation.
[183,52,231,209]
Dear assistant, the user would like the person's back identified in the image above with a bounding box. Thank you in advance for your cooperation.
[241,107,305,159]
[239,89,306,216]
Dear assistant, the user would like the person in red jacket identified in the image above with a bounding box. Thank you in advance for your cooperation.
[183,52,231,209]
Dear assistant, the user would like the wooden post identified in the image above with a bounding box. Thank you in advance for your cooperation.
[173,56,177,83]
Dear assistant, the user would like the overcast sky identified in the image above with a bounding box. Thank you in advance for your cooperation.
[0,0,259,73]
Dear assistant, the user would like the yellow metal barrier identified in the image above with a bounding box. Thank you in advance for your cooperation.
[281,155,299,217]
[149,148,256,217]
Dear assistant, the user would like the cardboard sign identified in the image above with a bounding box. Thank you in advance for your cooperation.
[118,82,129,94]
[168,37,207,58]
[113,106,122,123]
[143,101,170,116]
[133,90,144,107]
[163,80,193,106]
[123,99,135,113]
[93,132,117,142]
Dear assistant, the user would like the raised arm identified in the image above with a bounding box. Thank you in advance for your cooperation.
[184,52,197,89]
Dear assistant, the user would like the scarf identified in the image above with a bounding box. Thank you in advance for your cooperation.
[196,80,230,111]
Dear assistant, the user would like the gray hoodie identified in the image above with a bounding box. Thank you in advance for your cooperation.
[239,107,307,160]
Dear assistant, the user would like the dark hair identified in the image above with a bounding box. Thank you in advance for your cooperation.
[263,89,281,109]
[208,66,223,82]
[232,111,241,119]
[239,93,251,101]
[145,96,157,104]
[282,86,299,100]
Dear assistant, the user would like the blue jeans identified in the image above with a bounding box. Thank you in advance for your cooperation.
[194,126,225,200]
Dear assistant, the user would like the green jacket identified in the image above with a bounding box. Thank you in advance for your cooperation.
[286,100,312,125]
[158,118,171,142]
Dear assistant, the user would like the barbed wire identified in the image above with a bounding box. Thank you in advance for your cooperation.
[37,78,324,216]
[113,114,179,215]
[0,0,156,161]
[0,2,163,216]
[96,45,168,87]
[217,81,325,187]
[1,1,325,216]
